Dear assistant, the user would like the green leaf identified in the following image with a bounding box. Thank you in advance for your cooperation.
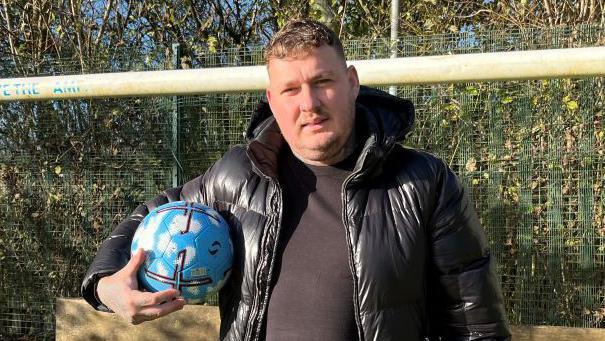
[207,36,218,54]
[465,85,478,96]
[566,100,578,111]
[443,103,458,111]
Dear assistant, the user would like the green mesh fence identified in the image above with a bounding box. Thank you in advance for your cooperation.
[1,24,604,339]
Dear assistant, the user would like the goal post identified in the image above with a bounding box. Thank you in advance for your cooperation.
[1,46,605,102]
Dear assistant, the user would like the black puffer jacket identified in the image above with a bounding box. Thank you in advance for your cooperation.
[82,86,510,340]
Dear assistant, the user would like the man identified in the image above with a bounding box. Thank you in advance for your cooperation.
[82,19,511,340]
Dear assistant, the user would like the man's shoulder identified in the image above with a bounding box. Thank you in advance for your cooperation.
[388,145,449,174]
[204,144,278,214]
[384,146,459,204]
[206,144,255,181]
[216,144,251,166]
[179,145,255,200]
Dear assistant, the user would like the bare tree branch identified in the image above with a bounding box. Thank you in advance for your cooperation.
[68,0,86,71]
[94,0,114,48]
[2,0,20,66]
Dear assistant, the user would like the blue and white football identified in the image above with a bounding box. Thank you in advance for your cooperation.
[130,201,233,304]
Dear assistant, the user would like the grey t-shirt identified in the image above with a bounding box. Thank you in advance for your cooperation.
[265,146,358,341]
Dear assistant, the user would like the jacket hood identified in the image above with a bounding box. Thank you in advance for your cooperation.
[245,85,415,145]
[244,86,415,179]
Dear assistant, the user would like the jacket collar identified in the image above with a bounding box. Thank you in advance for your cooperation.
[245,86,415,180]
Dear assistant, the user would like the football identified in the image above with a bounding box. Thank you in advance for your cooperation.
[130,201,233,304]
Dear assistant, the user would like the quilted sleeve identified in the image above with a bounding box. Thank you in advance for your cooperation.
[427,159,511,340]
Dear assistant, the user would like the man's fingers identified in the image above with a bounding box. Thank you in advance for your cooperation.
[125,248,147,273]
[133,289,182,307]
[131,298,186,324]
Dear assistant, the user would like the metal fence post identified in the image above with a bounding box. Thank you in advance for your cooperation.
[172,43,182,187]
[389,0,399,96]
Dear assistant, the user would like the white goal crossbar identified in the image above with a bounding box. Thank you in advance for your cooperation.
[1,46,604,102]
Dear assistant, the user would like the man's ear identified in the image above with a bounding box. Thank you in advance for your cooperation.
[347,65,360,99]
[266,88,275,113]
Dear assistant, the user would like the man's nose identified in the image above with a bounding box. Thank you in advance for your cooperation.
[299,86,321,112]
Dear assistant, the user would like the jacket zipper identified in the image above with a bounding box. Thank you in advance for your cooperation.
[244,179,283,341]
[342,174,364,341]
[243,151,271,341]
[253,181,282,339]
[244,221,266,340]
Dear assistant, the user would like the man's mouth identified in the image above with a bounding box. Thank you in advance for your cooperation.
[302,118,328,128]
[302,118,328,127]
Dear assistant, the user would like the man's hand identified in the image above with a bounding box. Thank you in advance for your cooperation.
[96,249,186,325]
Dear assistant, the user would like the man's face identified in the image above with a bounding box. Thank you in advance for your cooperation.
[266,45,360,165]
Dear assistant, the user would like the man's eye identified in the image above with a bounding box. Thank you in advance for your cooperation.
[316,79,332,86]
[282,88,296,94]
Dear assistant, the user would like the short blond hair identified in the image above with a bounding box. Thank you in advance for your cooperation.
[264,19,346,65]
